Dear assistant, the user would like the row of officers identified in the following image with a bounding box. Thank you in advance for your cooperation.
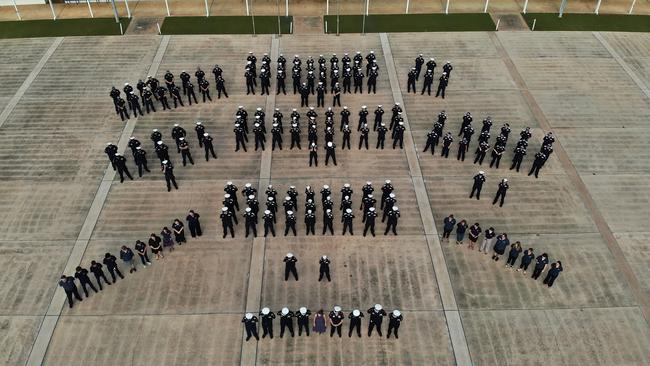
[218,181,400,238]
[242,304,404,341]
[423,111,555,178]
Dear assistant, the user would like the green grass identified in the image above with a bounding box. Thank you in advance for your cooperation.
[0,18,130,39]
[161,16,292,35]
[323,14,495,33]
[523,13,650,32]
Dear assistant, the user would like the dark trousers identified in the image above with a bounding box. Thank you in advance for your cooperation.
[359,136,368,150]
[137,162,150,177]
[543,273,558,287]
[408,80,416,93]
[181,151,194,166]
[79,280,98,297]
[387,323,400,339]
[519,261,531,271]
[342,221,353,235]
[245,222,257,237]
[532,266,544,280]
[376,137,385,149]
[423,141,435,154]
[280,320,294,338]
[284,265,298,281]
[368,321,382,337]
[217,86,228,98]
[323,221,334,235]
[493,191,506,207]
[298,319,310,336]
[165,175,178,191]
[330,324,342,337]
[187,90,198,105]
[325,152,337,166]
[506,256,518,266]
[202,90,212,102]
[145,100,155,113]
[511,156,523,171]
[309,152,318,167]
[222,223,235,238]
[385,221,398,235]
[318,269,331,282]
[333,95,341,106]
[64,288,82,308]
[349,320,362,337]
[245,325,259,341]
[363,222,375,237]
[117,166,133,183]
[204,145,217,161]
[264,222,276,237]
[138,253,151,265]
[436,85,446,98]
[93,272,111,290]
[442,228,452,239]
[262,322,273,338]
[107,266,124,282]
[189,223,202,237]
[284,223,297,236]
[469,185,482,200]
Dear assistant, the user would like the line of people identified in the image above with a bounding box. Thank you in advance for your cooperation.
[58,211,204,308]
[441,214,564,287]
[242,304,403,341]
[232,104,410,158]
[423,111,555,179]
[109,66,228,120]
[407,55,454,98]
[103,122,218,191]
[219,180,401,238]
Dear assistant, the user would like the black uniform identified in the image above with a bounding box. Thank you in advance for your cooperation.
[407,69,417,93]
[367,307,387,337]
[528,152,547,178]
[89,261,111,290]
[260,311,275,338]
[58,276,82,308]
[74,267,98,297]
[179,140,194,166]
[342,210,355,235]
[186,82,198,105]
[363,210,378,236]
[385,208,400,235]
[318,257,331,281]
[263,211,275,236]
[441,133,453,158]
[436,74,448,98]
[493,180,509,207]
[114,155,133,183]
[284,255,298,281]
[202,134,217,161]
[186,211,202,237]
[348,312,364,337]
[387,313,403,339]
[242,316,260,341]
[470,173,485,200]
[102,253,124,282]
[329,311,345,337]
[296,310,311,336]
[162,161,178,192]
[134,148,150,177]
[278,310,295,338]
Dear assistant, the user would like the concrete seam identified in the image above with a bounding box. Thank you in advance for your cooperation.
[23,35,171,366]
[0,37,63,129]
[379,32,473,366]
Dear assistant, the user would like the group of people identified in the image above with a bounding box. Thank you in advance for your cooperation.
[58,211,203,308]
[407,55,454,98]
[423,111,555,179]
[219,180,401,238]
[441,214,564,287]
[232,104,411,161]
[242,304,403,341]
[243,51,382,107]
[103,122,218,191]
[109,66,228,120]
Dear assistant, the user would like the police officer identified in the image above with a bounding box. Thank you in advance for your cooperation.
[296,307,311,336]
[244,67,255,95]
[470,171,486,200]
[414,54,425,79]
[58,275,82,308]
[342,67,352,93]
[202,133,217,161]
[407,67,417,93]
[284,252,298,281]
[277,308,295,338]
[199,79,212,102]
[244,207,257,237]
[89,260,111,289]
[317,255,331,282]
[367,304,387,337]
[292,66,301,94]
[161,160,178,192]
[382,193,397,222]
[385,206,400,235]
[180,70,191,94]
[342,208,354,235]
[74,266,98,297]
[127,136,140,158]
[531,253,549,280]
[353,70,364,94]
[134,147,150,177]
[493,178,509,207]
[457,137,468,161]
[178,138,194,166]
[329,306,345,337]
[186,210,202,238]
[520,126,532,141]
[380,180,393,210]
[156,86,171,110]
[116,96,130,120]
[253,123,266,151]
[171,123,186,153]
[143,87,156,113]
[363,207,378,237]
[322,208,334,235]
[195,66,206,84]
[186,80,198,105]
[358,123,370,150]
[110,86,121,114]
[316,82,325,107]
[510,145,526,172]
[105,142,118,171]
[259,307,275,339]
[234,123,247,152]
[103,252,124,282]
[223,194,239,225]
[128,92,143,117]
[300,82,310,107]
[224,182,239,211]
[220,206,235,238]
[387,310,403,339]
[284,211,297,237]
[325,141,337,166]
[170,85,184,108]
[443,61,453,78]
[436,72,448,98]
[242,313,259,341]
[113,153,133,183]
[276,69,286,95]
[375,122,387,149]
[216,75,228,98]
[340,195,352,212]
[262,209,275,237]
[441,132,453,158]
[367,66,378,94]
[393,121,405,149]
[528,152,547,178]
[421,69,433,95]
[348,309,364,338]
[305,210,316,235]
[164,70,175,92]
[423,129,439,155]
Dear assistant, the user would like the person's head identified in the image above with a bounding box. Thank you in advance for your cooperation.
[528,248,534,253]
[449,214,454,218]
[473,222,479,227]
[121,245,127,250]
[76,266,82,271]
[515,241,521,250]
[163,226,169,231]
[104,253,111,258]
[91,260,97,265]
[542,252,548,258]
[318,309,324,315]
[459,220,466,225]
[60,275,66,280]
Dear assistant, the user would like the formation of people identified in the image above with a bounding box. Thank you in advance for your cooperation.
[407,55,454,98]
[423,111,555,179]
[58,211,203,308]
[242,304,403,341]
[231,104,409,158]
[219,180,401,238]
[109,67,228,120]
[103,122,218,191]
[441,214,564,287]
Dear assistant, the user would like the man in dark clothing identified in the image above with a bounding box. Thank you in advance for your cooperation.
[89,260,111,290]
[318,255,331,282]
[186,210,202,237]
[74,266,98,297]
[58,275,82,308]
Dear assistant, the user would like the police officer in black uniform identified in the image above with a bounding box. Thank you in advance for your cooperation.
[528,151,547,178]
[113,153,133,183]
[74,266,98,297]
[202,133,217,161]
[58,275,82,308]
[510,145,526,172]
[387,310,403,339]
[407,67,417,93]
[441,132,453,158]
[263,209,275,237]
[342,208,354,235]
[363,207,378,237]
[297,307,311,336]
[329,307,345,338]
[216,75,228,98]
[318,255,331,282]
[278,308,295,338]
[367,304,387,337]
[385,206,400,235]
[421,69,433,95]
[89,260,111,290]
[186,80,198,105]
[470,171,486,200]
[493,178,509,207]
[234,123,247,152]
[284,252,298,281]
[219,206,235,238]
[259,307,275,339]
[156,86,171,110]
[178,137,194,166]
[348,309,364,338]
[134,146,150,177]
[242,313,259,341]
[436,72,448,98]
[103,252,124,282]
[128,92,143,117]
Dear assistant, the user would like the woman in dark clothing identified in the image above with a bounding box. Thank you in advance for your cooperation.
[134,240,151,266]
[491,233,510,261]
[505,241,522,268]
[148,233,164,259]
[543,261,563,287]
[442,214,456,241]
[186,210,202,237]
[455,220,468,245]
[172,219,186,245]
[313,309,327,334]
[517,248,534,274]
[531,253,549,280]
[467,222,482,250]
[161,227,175,252]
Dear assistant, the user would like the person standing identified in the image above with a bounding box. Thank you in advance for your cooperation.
[260,307,275,339]
[278,308,295,338]
[120,245,137,273]
[161,226,175,252]
[186,210,202,238]
[455,220,468,245]
[103,252,124,282]
[318,255,331,282]
[505,241,522,268]
[442,214,456,242]
[134,240,151,267]
[491,233,510,261]
[531,253,549,280]
[89,260,111,290]
[297,307,311,336]
[148,232,164,260]
[543,261,563,287]
[493,179,509,207]
[467,222,482,250]
[367,304,387,337]
[58,276,82,308]
[517,248,535,273]
[479,227,496,254]
[242,313,259,341]
[172,219,186,245]
[74,266,98,297]
[469,171,486,200]
[348,309,364,338]
[329,306,344,338]
[284,253,298,281]
[387,310,403,339]
[313,309,327,335]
